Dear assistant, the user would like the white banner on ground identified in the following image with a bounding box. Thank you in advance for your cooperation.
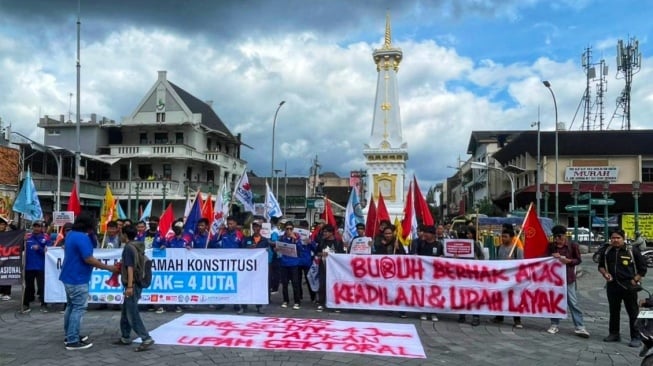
[44,248,268,305]
[149,314,426,359]
[326,254,568,318]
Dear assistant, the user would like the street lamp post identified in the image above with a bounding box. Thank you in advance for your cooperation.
[543,81,559,223]
[633,180,641,236]
[603,181,610,241]
[161,180,169,212]
[270,101,286,182]
[531,120,541,217]
[572,181,580,242]
[134,178,142,220]
[470,162,516,213]
[543,183,550,218]
[274,169,282,198]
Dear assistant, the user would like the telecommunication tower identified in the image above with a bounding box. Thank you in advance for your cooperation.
[578,47,608,130]
[609,37,641,130]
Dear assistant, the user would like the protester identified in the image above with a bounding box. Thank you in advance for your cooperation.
[113,225,155,352]
[269,217,282,295]
[192,218,218,248]
[0,217,13,300]
[218,216,244,249]
[276,221,303,310]
[314,224,345,312]
[60,213,118,350]
[102,221,122,249]
[372,219,392,253]
[457,228,485,326]
[143,216,163,249]
[23,221,52,313]
[491,228,523,329]
[546,225,590,338]
[598,229,647,347]
[412,225,443,321]
[348,223,372,254]
[134,221,147,242]
[373,224,406,255]
[239,221,268,314]
[157,220,186,313]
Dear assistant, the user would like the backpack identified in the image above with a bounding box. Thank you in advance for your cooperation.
[126,242,153,288]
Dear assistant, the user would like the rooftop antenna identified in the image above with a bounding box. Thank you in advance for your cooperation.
[576,46,608,130]
[609,36,641,130]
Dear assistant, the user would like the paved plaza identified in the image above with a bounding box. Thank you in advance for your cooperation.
[0,254,646,366]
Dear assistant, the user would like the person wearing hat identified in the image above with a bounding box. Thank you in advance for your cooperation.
[22,221,52,313]
[546,224,589,338]
[239,221,269,314]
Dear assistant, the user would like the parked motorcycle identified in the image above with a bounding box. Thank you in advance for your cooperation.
[636,289,653,366]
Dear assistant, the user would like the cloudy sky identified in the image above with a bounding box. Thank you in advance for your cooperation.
[1,0,652,191]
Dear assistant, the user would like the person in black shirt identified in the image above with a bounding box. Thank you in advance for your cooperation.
[598,229,647,347]
[412,225,442,321]
[314,225,345,312]
[373,224,406,255]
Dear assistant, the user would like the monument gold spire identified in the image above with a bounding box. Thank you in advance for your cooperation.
[383,12,392,49]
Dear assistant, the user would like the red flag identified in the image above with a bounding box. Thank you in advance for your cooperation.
[376,192,390,224]
[522,203,549,258]
[364,196,378,238]
[401,183,416,242]
[158,203,175,240]
[320,195,338,229]
[201,194,213,221]
[67,181,81,216]
[413,176,433,226]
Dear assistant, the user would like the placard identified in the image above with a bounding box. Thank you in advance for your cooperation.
[275,241,298,257]
[349,236,372,255]
[52,211,75,226]
[443,239,475,258]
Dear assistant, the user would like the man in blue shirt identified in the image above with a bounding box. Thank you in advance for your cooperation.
[218,216,243,249]
[60,213,118,350]
[192,218,218,248]
[22,221,51,313]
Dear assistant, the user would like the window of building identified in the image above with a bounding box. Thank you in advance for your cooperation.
[207,170,215,183]
[156,112,166,122]
[119,164,128,180]
[175,132,184,145]
[139,133,147,144]
[186,166,193,181]
[216,143,222,152]
[163,164,172,180]
[643,161,653,182]
[154,133,168,144]
[47,129,60,136]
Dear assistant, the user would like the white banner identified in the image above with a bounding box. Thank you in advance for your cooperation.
[564,166,618,182]
[52,211,75,226]
[45,248,268,305]
[275,241,297,257]
[326,254,567,318]
[150,314,426,359]
[443,239,475,258]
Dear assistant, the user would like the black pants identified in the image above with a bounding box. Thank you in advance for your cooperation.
[24,270,45,306]
[607,281,640,339]
[299,265,316,302]
[318,260,327,306]
[280,266,300,305]
[269,258,281,292]
[0,285,11,296]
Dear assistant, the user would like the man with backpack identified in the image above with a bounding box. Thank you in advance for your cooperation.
[114,225,155,352]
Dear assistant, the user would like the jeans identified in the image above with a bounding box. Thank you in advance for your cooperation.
[551,281,585,328]
[120,287,151,341]
[63,283,89,344]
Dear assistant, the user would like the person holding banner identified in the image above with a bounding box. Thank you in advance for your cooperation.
[276,221,303,310]
[134,221,147,242]
[491,228,524,329]
[60,213,119,350]
[114,225,155,351]
[143,216,163,249]
[348,223,372,255]
[22,221,52,313]
[192,218,218,248]
[314,224,345,312]
[239,221,269,314]
[457,227,485,326]
[218,216,244,249]
[374,224,406,255]
[412,225,443,322]
[546,225,590,338]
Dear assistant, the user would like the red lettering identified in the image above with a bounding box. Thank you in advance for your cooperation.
[508,289,565,315]
[0,246,20,257]
[515,261,564,286]
[349,256,424,280]
[449,286,504,311]
[433,260,509,283]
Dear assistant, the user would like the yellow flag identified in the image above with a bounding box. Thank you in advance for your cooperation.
[100,184,115,233]
[394,217,408,246]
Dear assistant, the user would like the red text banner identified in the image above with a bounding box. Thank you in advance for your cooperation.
[326,254,568,318]
[149,314,426,359]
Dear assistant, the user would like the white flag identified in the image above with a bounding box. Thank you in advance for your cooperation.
[265,181,283,220]
[233,171,255,213]
[211,183,231,237]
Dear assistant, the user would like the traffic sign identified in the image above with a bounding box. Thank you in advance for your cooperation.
[577,193,591,201]
[590,198,615,206]
[565,204,590,211]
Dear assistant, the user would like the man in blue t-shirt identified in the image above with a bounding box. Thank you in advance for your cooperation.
[22,221,52,313]
[60,213,118,351]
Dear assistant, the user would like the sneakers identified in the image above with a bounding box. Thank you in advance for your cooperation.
[629,338,642,348]
[0,295,10,301]
[399,312,408,318]
[40,304,49,313]
[574,327,590,338]
[316,305,324,312]
[292,303,300,310]
[547,325,559,334]
[281,302,288,308]
[256,307,265,314]
[112,338,132,346]
[174,306,182,313]
[270,291,279,295]
[514,321,524,329]
[65,341,93,350]
[431,314,439,322]
[419,314,427,321]
[20,305,30,313]
[155,307,165,314]
[65,335,89,345]
[237,307,244,314]
[135,338,155,352]
[603,334,621,342]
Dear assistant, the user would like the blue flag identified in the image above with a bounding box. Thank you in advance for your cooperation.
[140,200,152,223]
[265,181,283,220]
[116,200,127,220]
[343,188,364,244]
[13,170,42,221]
[183,193,202,243]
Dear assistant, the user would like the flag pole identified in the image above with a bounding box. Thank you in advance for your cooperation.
[508,202,533,258]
